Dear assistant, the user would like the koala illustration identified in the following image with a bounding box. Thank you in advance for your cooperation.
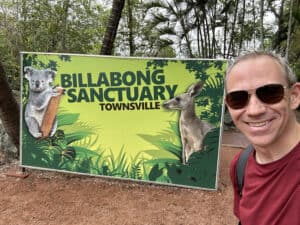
[24,66,61,138]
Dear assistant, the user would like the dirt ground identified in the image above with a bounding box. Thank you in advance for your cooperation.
[0,144,241,225]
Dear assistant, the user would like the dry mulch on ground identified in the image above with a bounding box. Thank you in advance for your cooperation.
[0,146,240,225]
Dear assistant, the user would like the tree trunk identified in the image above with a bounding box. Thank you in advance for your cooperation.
[272,0,286,51]
[127,0,135,56]
[227,0,239,57]
[0,60,20,151]
[252,0,257,49]
[61,0,70,52]
[100,0,126,55]
[223,1,229,58]
[259,0,265,50]
[211,2,217,58]
[286,0,294,59]
[238,0,246,54]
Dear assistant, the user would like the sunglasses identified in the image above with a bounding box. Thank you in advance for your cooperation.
[226,84,288,109]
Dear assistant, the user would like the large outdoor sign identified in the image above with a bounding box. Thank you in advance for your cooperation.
[20,52,226,190]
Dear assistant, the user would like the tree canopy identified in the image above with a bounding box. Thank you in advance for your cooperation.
[1,0,299,89]
[0,0,299,152]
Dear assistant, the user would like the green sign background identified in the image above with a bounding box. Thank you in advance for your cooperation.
[20,52,226,189]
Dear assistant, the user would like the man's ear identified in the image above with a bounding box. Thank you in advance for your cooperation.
[290,82,300,110]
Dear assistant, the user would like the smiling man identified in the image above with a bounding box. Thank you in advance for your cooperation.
[225,52,300,225]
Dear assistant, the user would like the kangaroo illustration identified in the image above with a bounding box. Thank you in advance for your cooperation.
[163,81,214,164]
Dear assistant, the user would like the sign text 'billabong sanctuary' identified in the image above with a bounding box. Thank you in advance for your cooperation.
[60,69,178,111]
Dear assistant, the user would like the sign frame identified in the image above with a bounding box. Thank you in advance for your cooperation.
[20,52,227,190]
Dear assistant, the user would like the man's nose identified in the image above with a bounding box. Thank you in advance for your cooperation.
[246,94,267,115]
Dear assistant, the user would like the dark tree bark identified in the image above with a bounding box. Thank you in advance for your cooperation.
[100,0,126,55]
[0,60,20,151]
[259,0,265,50]
[227,0,239,57]
[271,0,287,51]
[127,0,135,56]
[61,0,70,51]
[238,0,246,54]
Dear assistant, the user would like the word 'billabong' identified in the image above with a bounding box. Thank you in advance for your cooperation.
[60,69,178,103]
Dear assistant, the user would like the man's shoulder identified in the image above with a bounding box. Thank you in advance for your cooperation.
[229,150,243,181]
[230,150,243,169]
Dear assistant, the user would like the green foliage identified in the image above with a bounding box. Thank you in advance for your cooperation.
[19,0,108,53]
[288,27,300,82]
[116,0,177,57]
[22,110,149,180]
[199,76,224,125]
[22,112,96,170]
[0,0,108,91]
[144,59,226,126]
[146,59,169,69]
[23,53,58,71]
[137,102,221,188]
[181,60,225,125]
[166,128,220,188]
[140,123,220,188]
[88,148,147,180]
[138,121,181,162]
